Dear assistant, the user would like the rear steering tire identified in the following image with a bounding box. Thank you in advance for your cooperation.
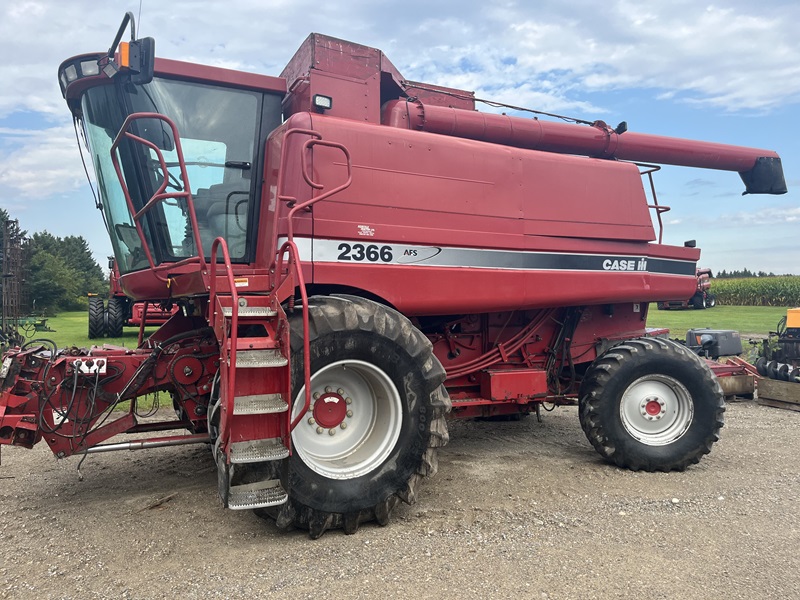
[107,297,126,338]
[88,297,106,339]
[264,295,450,538]
[578,337,724,472]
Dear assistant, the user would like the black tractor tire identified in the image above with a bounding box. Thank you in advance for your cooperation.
[263,295,450,538]
[692,294,706,309]
[578,337,724,472]
[707,294,717,308]
[107,297,126,338]
[88,297,106,339]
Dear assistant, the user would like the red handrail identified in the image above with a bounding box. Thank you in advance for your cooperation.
[109,112,208,281]
[209,237,240,415]
[637,163,670,244]
[272,128,352,430]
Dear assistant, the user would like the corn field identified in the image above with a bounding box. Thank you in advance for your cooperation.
[712,276,800,306]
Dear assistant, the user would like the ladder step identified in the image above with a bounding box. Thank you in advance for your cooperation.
[230,438,290,463]
[221,306,277,318]
[232,349,287,368]
[233,393,288,415]
[228,480,288,510]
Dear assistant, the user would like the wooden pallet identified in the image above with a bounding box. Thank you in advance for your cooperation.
[757,377,800,412]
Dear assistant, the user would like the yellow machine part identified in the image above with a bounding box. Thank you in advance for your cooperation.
[787,308,800,329]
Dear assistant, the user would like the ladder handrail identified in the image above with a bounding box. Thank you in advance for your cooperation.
[276,240,311,432]
[636,162,670,244]
[272,128,353,430]
[209,237,239,416]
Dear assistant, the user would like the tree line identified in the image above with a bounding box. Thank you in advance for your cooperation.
[714,269,781,279]
[1,208,106,314]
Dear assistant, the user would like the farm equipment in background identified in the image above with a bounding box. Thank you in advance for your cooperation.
[0,13,787,537]
[88,257,177,338]
[755,308,800,382]
[658,267,716,310]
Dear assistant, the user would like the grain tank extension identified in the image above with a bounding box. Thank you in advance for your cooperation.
[0,14,786,538]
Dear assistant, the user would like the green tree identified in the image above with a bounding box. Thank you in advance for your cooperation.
[25,231,105,312]
[26,250,81,313]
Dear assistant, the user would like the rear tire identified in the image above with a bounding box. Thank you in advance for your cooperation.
[88,297,105,339]
[692,294,706,309]
[579,338,724,471]
[265,295,450,538]
[107,297,126,338]
[707,294,717,308]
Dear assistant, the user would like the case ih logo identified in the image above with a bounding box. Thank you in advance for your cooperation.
[602,258,648,271]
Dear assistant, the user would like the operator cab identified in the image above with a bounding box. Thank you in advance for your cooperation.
[58,14,285,281]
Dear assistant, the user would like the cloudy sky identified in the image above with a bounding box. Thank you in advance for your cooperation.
[1,0,798,274]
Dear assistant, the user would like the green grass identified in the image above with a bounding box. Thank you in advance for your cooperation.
[646,303,788,340]
[14,310,154,350]
[19,306,791,351]
[9,312,163,411]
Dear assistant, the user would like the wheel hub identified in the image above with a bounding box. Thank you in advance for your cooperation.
[313,392,348,429]
[642,396,666,420]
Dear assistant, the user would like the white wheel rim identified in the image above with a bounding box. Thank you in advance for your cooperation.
[619,374,694,446]
[291,359,402,480]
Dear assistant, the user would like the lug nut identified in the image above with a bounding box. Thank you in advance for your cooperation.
[345,397,352,405]
[325,386,332,393]
[308,417,316,425]
[340,422,347,430]
[337,388,345,395]
[346,410,353,418]
[328,428,336,436]
[313,392,320,400]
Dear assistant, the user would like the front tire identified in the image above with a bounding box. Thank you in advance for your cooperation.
[579,338,724,471]
[269,295,450,538]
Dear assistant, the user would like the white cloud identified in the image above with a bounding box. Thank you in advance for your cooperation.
[0,125,86,198]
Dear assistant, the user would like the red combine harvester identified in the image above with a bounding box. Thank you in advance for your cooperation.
[88,258,178,339]
[0,15,786,537]
[657,267,716,310]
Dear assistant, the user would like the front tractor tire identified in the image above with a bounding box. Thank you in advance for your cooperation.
[267,295,451,538]
[578,338,724,472]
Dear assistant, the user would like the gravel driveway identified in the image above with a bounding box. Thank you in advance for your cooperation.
[1,400,798,599]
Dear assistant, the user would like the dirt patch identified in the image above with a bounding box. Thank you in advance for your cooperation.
[1,401,798,599]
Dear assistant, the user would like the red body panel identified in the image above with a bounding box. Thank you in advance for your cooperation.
[263,112,700,314]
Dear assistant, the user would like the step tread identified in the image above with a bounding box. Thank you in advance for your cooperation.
[233,393,288,415]
[230,438,290,464]
[231,348,288,368]
[221,306,278,318]
[228,480,287,510]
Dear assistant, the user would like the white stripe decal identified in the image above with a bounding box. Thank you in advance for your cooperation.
[277,238,696,275]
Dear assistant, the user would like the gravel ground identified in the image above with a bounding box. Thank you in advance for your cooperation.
[1,400,798,600]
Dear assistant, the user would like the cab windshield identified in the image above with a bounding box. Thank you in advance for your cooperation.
[80,77,264,274]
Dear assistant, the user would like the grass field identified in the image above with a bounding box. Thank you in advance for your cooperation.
[646,303,787,340]
[11,305,789,352]
[12,310,155,351]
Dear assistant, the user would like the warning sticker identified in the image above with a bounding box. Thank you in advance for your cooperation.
[233,278,249,288]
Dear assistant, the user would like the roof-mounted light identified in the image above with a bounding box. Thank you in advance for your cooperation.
[64,64,78,83]
[80,60,100,77]
[313,94,333,111]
